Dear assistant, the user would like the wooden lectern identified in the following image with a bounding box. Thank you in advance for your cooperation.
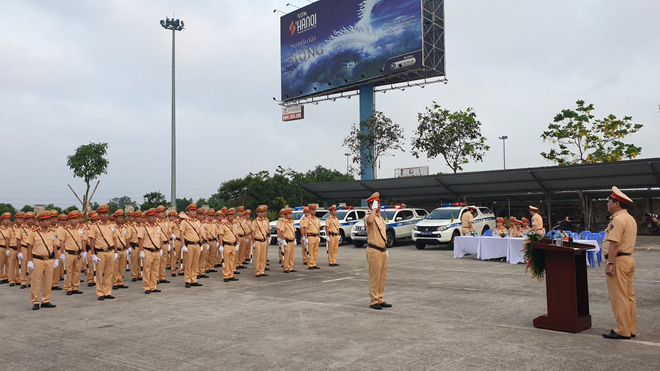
[532,241,593,333]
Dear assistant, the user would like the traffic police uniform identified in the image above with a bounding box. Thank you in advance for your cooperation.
[219,208,239,282]
[179,204,203,287]
[26,211,59,310]
[206,209,219,272]
[168,211,184,277]
[529,206,546,236]
[281,208,297,273]
[304,204,321,269]
[156,205,171,282]
[89,204,118,300]
[365,192,391,310]
[325,205,341,266]
[112,210,130,289]
[251,205,270,277]
[138,209,167,293]
[197,210,210,278]
[85,212,98,286]
[493,217,509,236]
[0,212,15,285]
[62,211,85,294]
[461,208,475,236]
[299,207,310,265]
[603,186,637,339]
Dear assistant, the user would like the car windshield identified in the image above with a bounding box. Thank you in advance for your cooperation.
[322,211,349,220]
[427,209,461,220]
[292,211,304,220]
[380,211,396,220]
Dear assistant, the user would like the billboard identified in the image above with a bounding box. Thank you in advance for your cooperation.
[395,166,430,178]
[280,0,438,102]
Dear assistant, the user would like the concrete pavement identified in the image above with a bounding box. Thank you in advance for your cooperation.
[0,237,658,370]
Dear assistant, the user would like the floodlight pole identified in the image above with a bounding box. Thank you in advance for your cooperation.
[161,17,184,211]
[344,153,350,175]
[498,135,510,216]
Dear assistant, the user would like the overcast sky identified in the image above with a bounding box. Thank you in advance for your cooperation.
[2,0,659,208]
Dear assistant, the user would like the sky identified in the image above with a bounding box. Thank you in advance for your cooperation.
[2,0,659,208]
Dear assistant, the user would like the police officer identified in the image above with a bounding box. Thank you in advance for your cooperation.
[251,205,270,277]
[281,208,297,273]
[111,209,130,289]
[529,205,545,236]
[179,204,203,288]
[602,186,637,340]
[493,217,509,236]
[325,205,341,267]
[138,208,167,294]
[62,210,85,295]
[303,204,321,270]
[219,208,239,282]
[0,212,15,285]
[365,192,391,310]
[129,211,143,282]
[461,207,475,236]
[168,211,183,277]
[89,204,118,300]
[26,211,59,310]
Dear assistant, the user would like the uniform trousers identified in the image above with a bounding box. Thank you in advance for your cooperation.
[7,248,19,284]
[95,251,114,297]
[170,241,183,274]
[86,252,95,284]
[327,235,339,265]
[64,252,82,291]
[131,246,142,279]
[366,247,388,306]
[222,245,236,279]
[0,247,7,281]
[142,250,160,291]
[254,241,267,276]
[30,258,54,305]
[301,240,308,264]
[198,243,209,275]
[283,241,295,271]
[184,244,201,284]
[113,250,127,285]
[606,256,637,337]
[307,236,320,267]
[159,245,169,280]
[20,247,31,286]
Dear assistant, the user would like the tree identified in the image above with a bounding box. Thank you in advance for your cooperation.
[67,142,109,215]
[20,205,34,213]
[343,111,404,177]
[411,103,490,173]
[63,205,79,213]
[540,100,643,165]
[44,204,63,214]
[109,196,135,209]
[0,203,16,215]
[541,100,643,230]
[176,198,193,213]
[141,191,167,210]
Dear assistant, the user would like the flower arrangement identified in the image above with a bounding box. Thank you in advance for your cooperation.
[523,232,552,281]
[499,231,507,238]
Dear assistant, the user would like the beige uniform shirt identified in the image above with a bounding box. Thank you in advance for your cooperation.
[219,220,239,245]
[89,222,117,251]
[366,211,387,249]
[603,209,637,256]
[137,223,167,250]
[306,216,320,236]
[461,212,473,231]
[27,228,58,258]
[282,219,296,241]
[114,223,131,251]
[251,217,270,242]
[0,226,14,248]
[531,214,544,234]
[180,219,203,244]
[326,215,340,235]
[62,226,85,254]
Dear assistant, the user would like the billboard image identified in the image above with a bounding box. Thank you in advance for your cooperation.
[280,0,425,101]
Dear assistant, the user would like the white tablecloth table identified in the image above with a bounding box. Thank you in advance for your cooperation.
[478,237,509,260]
[506,237,526,264]
[453,236,480,258]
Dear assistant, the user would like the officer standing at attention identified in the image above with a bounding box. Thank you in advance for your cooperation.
[138,208,167,294]
[461,207,475,236]
[300,207,310,265]
[168,211,183,277]
[281,208,297,273]
[602,186,637,340]
[180,204,203,288]
[26,211,59,310]
[365,192,391,310]
[62,210,85,295]
[111,209,130,290]
[325,205,341,267]
[251,205,270,277]
[0,212,15,286]
[303,204,321,270]
[529,205,546,236]
[219,208,239,282]
[89,204,118,301]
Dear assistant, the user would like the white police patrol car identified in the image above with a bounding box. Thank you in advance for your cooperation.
[412,204,496,249]
[269,207,329,244]
[319,206,368,245]
[350,206,428,248]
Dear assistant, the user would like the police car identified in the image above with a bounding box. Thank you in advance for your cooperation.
[412,204,496,249]
[269,207,329,244]
[319,206,368,245]
[350,205,428,248]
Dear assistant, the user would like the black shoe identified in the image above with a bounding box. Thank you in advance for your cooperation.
[233,271,240,275]
[41,302,56,308]
[117,285,129,289]
[313,266,320,270]
[214,264,221,268]
[261,274,269,277]
[145,290,151,294]
[0,279,7,284]
[265,267,270,271]
[112,286,118,290]
[255,274,262,278]
[631,334,636,338]
[224,278,230,282]
[9,283,15,287]
[52,286,62,290]
[132,278,137,282]
[370,304,383,310]
[191,282,203,286]
[32,304,40,310]
[198,274,209,279]
[308,267,314,270]
[185,283,191,288]
[28,284,31,288]
[380,302,392,308]
[104,295,115,300]
[166,266,171,270]
[66,291,73,296]
[150,289,161,293]
[303,262,308,265]
[209,269,218,273]
[171,273,176,277]
[334,263,340,267]
[230,277,239,281]
[20,285,26,289]
[603,330,630,340]
[98,296,105,301]
[237,266,246,269]
[59,278,64,281]
[72,290,83,294]
[138,277,142,281]
[159,280,170,284]
[87,283,95,287]
[283,270,289,273]
[290,269,297,273]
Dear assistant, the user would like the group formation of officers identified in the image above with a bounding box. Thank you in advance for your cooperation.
[0,202,347,310]
[461,205,546,237]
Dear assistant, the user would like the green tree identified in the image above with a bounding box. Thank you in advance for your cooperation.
[541,100,643,164]
[44,204,63,214]
[176,198,193,213]
[67,142,109,215]
[20,205,34,213]
[109,196,135,209]
[64,205,79,213]
[141,191,167,210]
[342,111,404,178]
[411,103,490,173]
[0,203,16,215]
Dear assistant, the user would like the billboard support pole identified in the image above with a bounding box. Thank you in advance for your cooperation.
[359,84,375,181]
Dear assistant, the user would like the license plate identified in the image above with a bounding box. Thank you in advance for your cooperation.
[421,231,432,236]
[355,232,366,236]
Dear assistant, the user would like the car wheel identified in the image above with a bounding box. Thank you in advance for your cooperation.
[448,231,460,249]
[386,230,395,248]
[339,230,345,245]
[415,241,426,250]
[353,241,365,248]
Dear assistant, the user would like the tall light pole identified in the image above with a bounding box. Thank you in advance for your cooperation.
[344,153,350,175]
[160,16,184,211]
[498,135,508,170]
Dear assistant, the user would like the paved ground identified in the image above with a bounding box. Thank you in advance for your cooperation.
[1,237,659,370]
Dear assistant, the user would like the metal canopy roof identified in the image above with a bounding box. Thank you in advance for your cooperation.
[300,158,660,202]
